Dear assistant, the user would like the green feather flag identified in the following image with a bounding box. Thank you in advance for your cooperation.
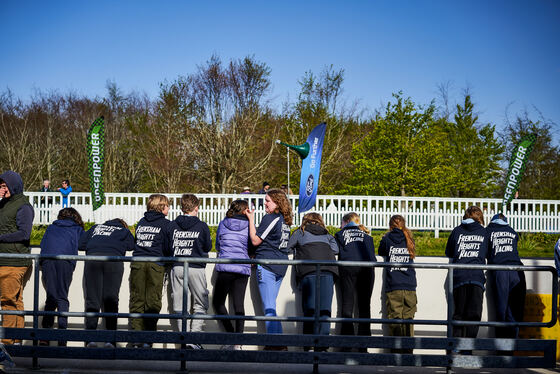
[501,133,537,210]
[87,116,105,211]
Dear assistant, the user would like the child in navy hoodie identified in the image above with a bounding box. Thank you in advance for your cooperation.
[378,215,417,345]
[335,212,376,341]
[39,208,85,346]
[78,218,135,348]
[167,194,211,347]
[445,206,488,338]
[486,213,525,339]
[129,194,171,345]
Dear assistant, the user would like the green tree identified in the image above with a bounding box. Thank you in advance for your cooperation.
[503,109,560,200]
[441,95,504,197]
[343,92,454,196]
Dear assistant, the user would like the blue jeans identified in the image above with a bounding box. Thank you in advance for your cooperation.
[301,273,334,335]
[256,265,284,334]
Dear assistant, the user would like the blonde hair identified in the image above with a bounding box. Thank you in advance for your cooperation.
[342,212,370,234]
[301,212,325,232]
[389,215,415,259]
[267,189,293,226]
[147,194,170,213]
[463,206,484,225]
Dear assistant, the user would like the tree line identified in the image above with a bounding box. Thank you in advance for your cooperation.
[1,55,558,199]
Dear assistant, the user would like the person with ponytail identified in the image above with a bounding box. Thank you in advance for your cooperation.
[213,199,252,350]
[445,206,488,339]
[378,215,417,346]
[335,212,376,345]
[245,189,292,349]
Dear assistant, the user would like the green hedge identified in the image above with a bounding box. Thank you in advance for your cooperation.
[30,225,558,258]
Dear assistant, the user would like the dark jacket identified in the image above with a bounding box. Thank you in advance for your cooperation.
[335,224,376,262]
[486,220,522,265]
[287,224,339,282]
[40,218,85,266]
[133,211,170,258]
[445,219,488,289]
[78,219,135,256]
[378,228,417,292]
[167,215,212,268]
[215,215,251,276]
[255,212,291,276]
[0,171,34,267]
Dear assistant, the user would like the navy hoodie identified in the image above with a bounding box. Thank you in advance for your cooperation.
[378,228,417,292]
[167,215,211,268]
[78,219,135,256]
[334,224,376,262]
[133,211,170,258]
[40,218,85,265]
[486,220,521,265]
[445,219,488,289]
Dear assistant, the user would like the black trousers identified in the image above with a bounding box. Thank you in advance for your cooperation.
[339,266,374,336]
[453,284,484,338]
[212,271,249,333]
[84,261,124,330]
[491,270,526,338]
[41,260,74,329]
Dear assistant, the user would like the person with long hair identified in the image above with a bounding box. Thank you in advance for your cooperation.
[39,207,85,346]
[213,199,252,350]
[378,215,417,349]
[335,212,376,348]
[287,212,338,351]
[445,206,488,339]
[245,189,292,350]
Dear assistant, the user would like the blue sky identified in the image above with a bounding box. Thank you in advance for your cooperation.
[1,1,559,141]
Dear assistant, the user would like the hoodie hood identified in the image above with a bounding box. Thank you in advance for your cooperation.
[175,215,201,230]
[460,219,483,231]
[53,218,80,228]
[490,218,508,225]
[223,215,249,231]
[304,223,328,235]
[144,210,166,222]
[387,227,405,241]
[104,218,126,228]
[0,171,24,196]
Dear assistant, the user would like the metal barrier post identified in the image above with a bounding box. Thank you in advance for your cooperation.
[313,264,321,374]
[446,268,454,374]
[180,260,189,372]
[32,257,40,369]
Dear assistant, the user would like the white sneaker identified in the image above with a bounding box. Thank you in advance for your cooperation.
[234,345,242,351]
[186,343,203,350]
[104,342,115,348]
[86,342,97,348]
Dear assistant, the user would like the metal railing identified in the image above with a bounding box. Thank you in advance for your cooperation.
[27,192,560,234]
[0,253,557,373]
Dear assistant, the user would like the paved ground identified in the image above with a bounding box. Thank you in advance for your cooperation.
[4,357,560,374]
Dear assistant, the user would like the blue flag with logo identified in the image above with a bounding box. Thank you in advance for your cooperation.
[298,123,327,214]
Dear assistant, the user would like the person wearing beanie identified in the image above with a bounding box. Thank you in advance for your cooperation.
[0,171,34,345]
[486,213,525,339]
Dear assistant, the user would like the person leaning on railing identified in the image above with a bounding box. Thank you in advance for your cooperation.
[445,206,489,340]
[378,215,417,354]
[129,194,171,348]
[0,171,34,346]
[39,207,85,347]
[286,212,338,352]
[78,217,135,348]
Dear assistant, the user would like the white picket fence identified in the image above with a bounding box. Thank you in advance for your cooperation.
[27,192,560,235]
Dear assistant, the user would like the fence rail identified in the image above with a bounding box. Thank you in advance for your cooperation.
[27,192,560,233]
[0,253,557,372]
